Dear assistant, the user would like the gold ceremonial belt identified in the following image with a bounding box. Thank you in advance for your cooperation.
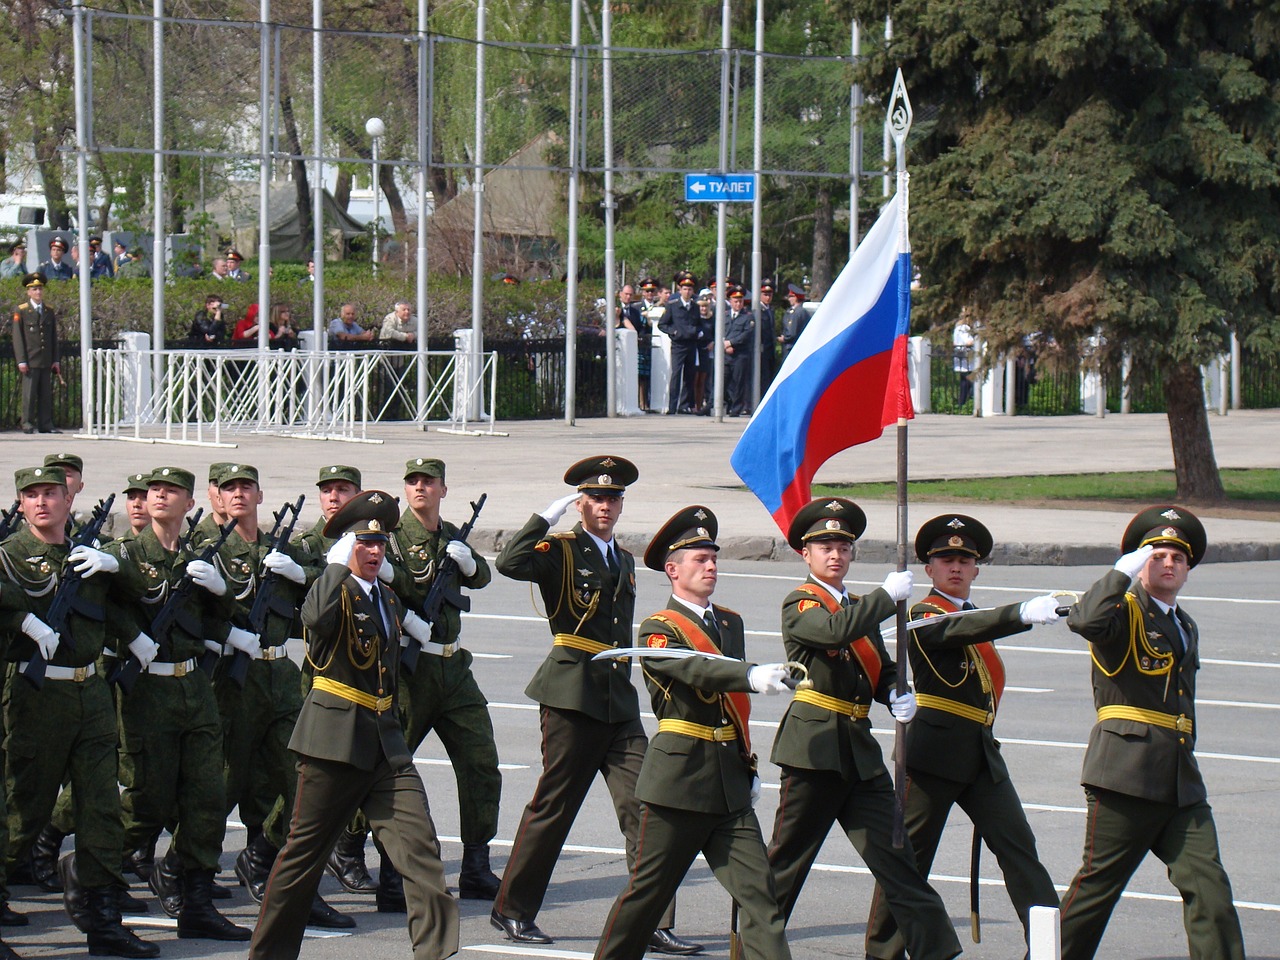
[657,719,738,742]
[916,693,994,726]
[794,688,870,719]
[313,676,393,714]
[553,633,613,656]
[1097,704,1193,734]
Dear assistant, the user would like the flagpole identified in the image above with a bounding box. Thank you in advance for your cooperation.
[887,68,913,848]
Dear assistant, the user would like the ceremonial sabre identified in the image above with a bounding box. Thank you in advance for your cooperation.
[591,648,813,690]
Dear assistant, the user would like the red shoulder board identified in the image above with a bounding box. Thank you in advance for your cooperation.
[646,633,668,648]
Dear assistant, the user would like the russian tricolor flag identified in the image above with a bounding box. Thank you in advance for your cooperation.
[731,192,913,536]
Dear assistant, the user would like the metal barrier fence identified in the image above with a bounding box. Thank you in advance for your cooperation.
[0,342,120,432]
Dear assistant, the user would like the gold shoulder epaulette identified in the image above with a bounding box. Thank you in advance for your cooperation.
[550,531,575,540]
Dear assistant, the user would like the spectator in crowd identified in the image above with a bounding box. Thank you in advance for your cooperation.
[616,283,651,411]
[70,242,81,275]
[115,247,152,279]
[723,285,754,417]
[379,299,417,345]
[757,278,778,391]
[88,237,115,279]
[0,241,26,279]
[225,250,251,281]
[232,304,261,343]
[190,295,229,345]
[270,304,299,350]
[328,303,376,347]
[209,257,230,280]
[953,317,975,407]
[658,272,701,415]
[300,259,316,284]
[113,239,130,271]
[39,237,75,281]
[693,287,715,415]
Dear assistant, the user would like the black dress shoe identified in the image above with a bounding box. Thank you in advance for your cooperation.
[489,909,552,944]
[308,894,355,930]
[649,927,705,955]
[0,903,26,927]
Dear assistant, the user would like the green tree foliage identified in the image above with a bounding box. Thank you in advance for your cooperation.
[842,0,1280,499]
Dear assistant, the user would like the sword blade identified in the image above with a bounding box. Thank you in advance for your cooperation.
[591,646,740,663]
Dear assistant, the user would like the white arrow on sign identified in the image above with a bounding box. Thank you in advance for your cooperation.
[690,180,707,194]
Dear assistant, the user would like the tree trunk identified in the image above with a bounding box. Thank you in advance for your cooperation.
[381,164,407,235]
[1162,358,1226,502]
[810,184,833,298]
[34,132,71,229]
[279,70,312,246]
[334,169,352,211]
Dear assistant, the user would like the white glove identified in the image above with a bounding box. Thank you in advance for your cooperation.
[889,688,917,723]
[880,569,914,602]
[186,559,226,596]
[401,610,433,649]
[263,549,306,584]
[1114,544,1154,580]
[748,663,790,695]
[226,627,260,656]
[21,613,59,660]
[325,532,356,567]
[128,633,160,669]
[749,775,761,808]
[1019,594,1061,625]
[539,492,581,525]
[446,540,477,577]
[68,545,119,577]
[377,557,395,584]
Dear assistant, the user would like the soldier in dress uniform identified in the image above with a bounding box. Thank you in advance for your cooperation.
[592,507,793,960]
[0,465,159,959]
[864,514,1061,958]
[755,279,778,392]
[777,282,809,360]
[249,491,458,960]
[765,498,962,960]
[1059,506,1246,960]
[659,273,702,415]
[722,285,754,417]
[11,272,61,434]
[491,456,702,956]
[37,238,74,282]
[105,466,250,940]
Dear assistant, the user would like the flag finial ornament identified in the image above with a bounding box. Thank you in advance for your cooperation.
[888,68,913,149]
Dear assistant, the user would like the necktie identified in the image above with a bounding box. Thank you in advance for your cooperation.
[370,585,388,637]
[702,609,720,643]
[607,544,620,581]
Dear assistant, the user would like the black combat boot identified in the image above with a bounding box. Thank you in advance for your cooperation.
[177,868,251,941]
[308,894,356,929]
[122,842,156,883]
[234,833,278,903]
[30,824,66,893]
[327,825,375,894]
[372,837,406,913]
[147,848,183,918]
[58,853,93,934]
[458,843,501,900]
[84,886,160,958]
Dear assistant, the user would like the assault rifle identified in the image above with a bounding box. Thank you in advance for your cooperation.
[110,514,238,694]
[0,500,20,540]
[22,494,116,690]
[401,492,486,675]
[226,496,305,687]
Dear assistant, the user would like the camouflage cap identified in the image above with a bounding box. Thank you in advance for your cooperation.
[43,453,84,473]
[317,464,362,488]
[216,463,259,488]
[150,466,195,493]
[207,461,235,483]
[16,465,66,491]
[124,471,153,493]
[404,457,445,481]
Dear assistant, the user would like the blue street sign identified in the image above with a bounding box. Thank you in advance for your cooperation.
[684,173,757,203]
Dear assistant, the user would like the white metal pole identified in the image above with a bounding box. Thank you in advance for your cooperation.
[713,0,729,421]
[602,1,617,417]
[470,0,486,421]
[416,0,429,422]
[73,0,94,431]
[564,0,581,424]
[258,1,272,360]
[750,0,764,409]
[850,20,862,253]
[312,0,323,344]
[152,0,165,388]
[367,118,384,276]
[1230,330,1241,410]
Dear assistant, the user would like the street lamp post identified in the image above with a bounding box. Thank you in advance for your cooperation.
[366,116,385,275]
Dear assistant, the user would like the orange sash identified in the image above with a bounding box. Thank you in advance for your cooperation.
[914,593,1006,707]
[647,607,752,755]
[794,582,883,690]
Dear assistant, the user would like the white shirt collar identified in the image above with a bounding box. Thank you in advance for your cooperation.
[933,588,968,608]
[808,577,848,605]
[670,594,713,620]
[1149,595,1177,617]
[349,573,376,598]
[583,529,615,560]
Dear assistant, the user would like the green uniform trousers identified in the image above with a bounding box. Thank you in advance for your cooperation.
[865,765,1058,957]
[119,670,227,870]
[249,754,458,960]
[495,706,675,928]
[768,767,961,960]
[4,672,125,888]
[398,647,501,845]
[593,800,789,960]
[1059,786,1245,960]
[216,658,303,830]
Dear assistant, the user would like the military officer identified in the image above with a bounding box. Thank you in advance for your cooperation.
[105,466,250,940]
[1059,506,1246,960]
[755,279,777,392]
[766,498,961,960]
[592,507,793,960]
[249,491,458,960]
[491,456,701,955]
[722,285,753,416]
[777,282,808,360]
[659,272,702,414]
[0,465,158,958]
[864,514,1061,958]
[11,272,61,434]
[385,458,500,901]
[38,237,74,282]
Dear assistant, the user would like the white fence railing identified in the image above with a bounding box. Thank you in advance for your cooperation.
[80,344,500,446]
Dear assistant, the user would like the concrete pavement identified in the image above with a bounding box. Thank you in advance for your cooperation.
[7,409,1280,564]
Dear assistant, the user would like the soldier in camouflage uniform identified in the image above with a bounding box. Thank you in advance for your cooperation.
[0,465,159,958]
[104,466,250,940]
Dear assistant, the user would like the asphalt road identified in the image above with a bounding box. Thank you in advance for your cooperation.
[7,555,1279,959]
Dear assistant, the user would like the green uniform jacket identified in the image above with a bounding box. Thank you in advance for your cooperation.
[292,518,333,565]
[292,563,410,770]
[11,301,58,368]
[388,511,491,643]
[634,598,755,814]
[200,527,306,646]
[769,577,898,781]
[904,590,1030,783]
[1067,569,1205,806]
[496,514,639,723]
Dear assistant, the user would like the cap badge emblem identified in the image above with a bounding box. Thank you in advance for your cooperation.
[1160,508,1181,521]
[696,527,709,538]
[694,509,708,520]
[368,519,382,533]
[948,535,964,547]
[947,518,965,529]
[825,519,842,531]
[600,457,617,467]
[33,468,42,477]
[368,493,383,504]
[1161,526,1179,538]
[826,500,844,511]
[598,474,612,485]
